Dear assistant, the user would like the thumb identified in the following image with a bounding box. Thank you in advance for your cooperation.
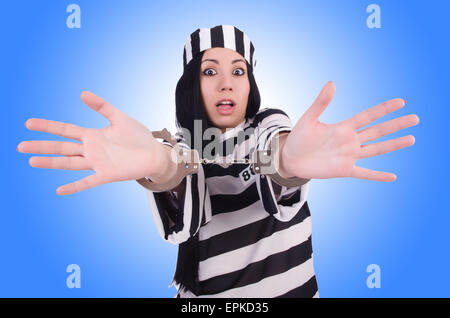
[304,81,336,121]
[80,91,120,124]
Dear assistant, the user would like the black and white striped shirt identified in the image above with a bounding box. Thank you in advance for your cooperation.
[146,108,318,298]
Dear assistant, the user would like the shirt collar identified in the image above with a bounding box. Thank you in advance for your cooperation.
[217,118,248,142]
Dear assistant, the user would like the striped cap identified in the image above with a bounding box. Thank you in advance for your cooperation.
[183,25,256,70]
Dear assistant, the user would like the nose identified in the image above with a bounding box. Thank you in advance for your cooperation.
[219,73,233,91]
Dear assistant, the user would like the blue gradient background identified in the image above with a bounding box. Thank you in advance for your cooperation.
[2,0,448,297]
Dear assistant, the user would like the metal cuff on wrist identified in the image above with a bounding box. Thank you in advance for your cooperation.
[251,148,310,187]
[251,132,310,187]
[136,129,200,192]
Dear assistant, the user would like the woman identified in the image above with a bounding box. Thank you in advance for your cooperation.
[17,25,419,298]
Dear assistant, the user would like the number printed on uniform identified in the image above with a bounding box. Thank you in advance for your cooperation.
[240,165,256,186]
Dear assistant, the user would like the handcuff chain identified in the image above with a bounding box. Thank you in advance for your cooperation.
[200,158,251,165]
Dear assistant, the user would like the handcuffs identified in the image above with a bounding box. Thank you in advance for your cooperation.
[136,129,310,192]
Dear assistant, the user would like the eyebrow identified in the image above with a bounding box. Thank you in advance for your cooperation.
[201,58,246,65]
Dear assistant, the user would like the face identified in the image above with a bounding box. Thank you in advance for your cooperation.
[200,47,250,133]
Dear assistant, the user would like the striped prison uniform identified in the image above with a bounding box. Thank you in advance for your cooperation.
[145,107,319,298]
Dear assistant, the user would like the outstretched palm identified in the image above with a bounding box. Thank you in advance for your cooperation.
[18,92,165,195]
[281,82,419,181]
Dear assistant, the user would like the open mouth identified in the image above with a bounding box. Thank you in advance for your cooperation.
[216,101,235,107]
[216,101,235,115]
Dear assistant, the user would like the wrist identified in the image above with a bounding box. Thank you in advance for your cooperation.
[276,134,296,179]
[148,144,177,184]
[263,132,310,188]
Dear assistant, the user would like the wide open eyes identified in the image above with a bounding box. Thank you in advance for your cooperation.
[202,68,246,76]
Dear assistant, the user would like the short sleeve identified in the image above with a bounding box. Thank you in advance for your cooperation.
[144,139,212,245]
[253,108,311,222]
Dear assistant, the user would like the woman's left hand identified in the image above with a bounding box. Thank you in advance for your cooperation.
[279,81,419,182]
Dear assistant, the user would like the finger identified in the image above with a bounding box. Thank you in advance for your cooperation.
[56,174,103,195]
[359,135,415,159]
[25,118,85,141]
[350,166,397,182]
[345,98,406,130]
[17,140,83,156]
[29,156,91,170]
[81,91,121,124]
[303,81,336,121]
[358,114,419,144]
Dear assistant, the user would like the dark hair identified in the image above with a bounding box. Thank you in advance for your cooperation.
[172,50,261,295]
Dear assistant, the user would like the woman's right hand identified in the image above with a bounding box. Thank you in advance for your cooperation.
[17,91,175,195]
